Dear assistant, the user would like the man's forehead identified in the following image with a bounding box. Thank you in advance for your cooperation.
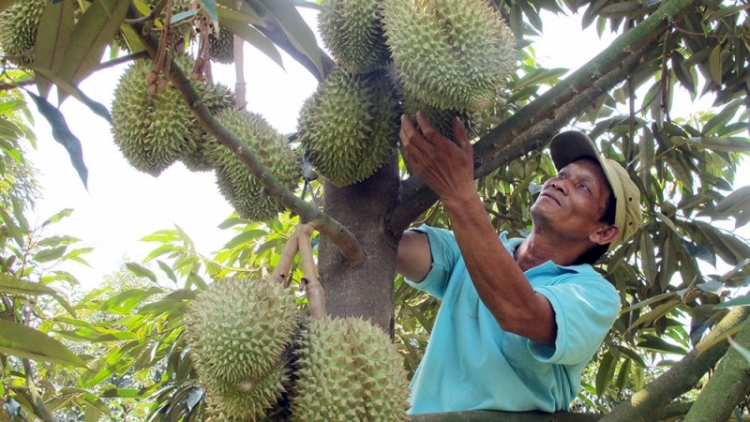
[562,158,612,190]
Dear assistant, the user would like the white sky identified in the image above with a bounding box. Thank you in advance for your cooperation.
[23,10,749,289]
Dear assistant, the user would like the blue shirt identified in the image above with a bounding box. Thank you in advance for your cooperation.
[406,226,620,414]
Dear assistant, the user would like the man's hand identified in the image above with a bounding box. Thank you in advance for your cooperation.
[400,112,475,205]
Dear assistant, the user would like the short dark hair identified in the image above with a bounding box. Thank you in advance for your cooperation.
[572,193,617,266]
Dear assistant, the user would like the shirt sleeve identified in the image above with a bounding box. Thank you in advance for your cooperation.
[404,225,460,300]
[528,276,620,365]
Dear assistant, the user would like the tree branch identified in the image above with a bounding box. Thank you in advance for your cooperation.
[600,306,750,422]
[128,7,363,264]
[387,0,700,234]
[682,316,750,422]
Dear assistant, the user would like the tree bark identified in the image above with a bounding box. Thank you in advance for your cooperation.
[318,155,401,331]
[682,316,750,422]
[599,306,750,422]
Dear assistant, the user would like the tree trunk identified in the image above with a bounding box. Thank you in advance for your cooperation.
[683,316,750,422]
[318,155,400,332]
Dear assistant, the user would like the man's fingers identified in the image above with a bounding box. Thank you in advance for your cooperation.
[400,114,417,147]
[415,111,442,144]
[452,117,472,152]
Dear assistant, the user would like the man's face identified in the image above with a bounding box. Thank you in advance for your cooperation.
[530,158,613,243]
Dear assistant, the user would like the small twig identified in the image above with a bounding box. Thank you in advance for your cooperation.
[270,229,301,287]
[297,223,326,319]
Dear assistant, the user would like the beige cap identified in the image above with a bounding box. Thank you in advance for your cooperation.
[549,131,642,251]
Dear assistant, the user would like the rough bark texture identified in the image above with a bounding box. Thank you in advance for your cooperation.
[683,316,750,422]
[599,306,750,422]
[318,155,401,331]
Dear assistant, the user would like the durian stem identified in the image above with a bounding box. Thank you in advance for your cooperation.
[127,5,364,265]
[297,223,327,319]
[270,228,301,287]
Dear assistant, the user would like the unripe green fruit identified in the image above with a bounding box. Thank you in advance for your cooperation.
[298,68,400,186]
[382,0,516,111]
[212,109,301,222]
[209,28,235,64]
[0,0,46,66]
[185,276,299,420]
[292,316,410,421]
[318,0,390,74]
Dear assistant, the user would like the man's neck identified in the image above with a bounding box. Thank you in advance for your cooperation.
[514,231,590,271]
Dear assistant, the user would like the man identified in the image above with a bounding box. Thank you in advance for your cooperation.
[396,112,642,414]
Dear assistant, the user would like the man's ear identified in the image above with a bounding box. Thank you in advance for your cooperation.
[590,224,619,246]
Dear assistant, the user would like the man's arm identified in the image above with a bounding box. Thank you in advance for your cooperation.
[395,231,432,283]
[399,112,556,346]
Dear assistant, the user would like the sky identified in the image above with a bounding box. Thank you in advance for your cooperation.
[22,9,749,289]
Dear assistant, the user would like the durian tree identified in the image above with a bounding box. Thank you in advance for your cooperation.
[1,0,750,420]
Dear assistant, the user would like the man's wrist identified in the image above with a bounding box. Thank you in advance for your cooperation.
[441,188,480,210]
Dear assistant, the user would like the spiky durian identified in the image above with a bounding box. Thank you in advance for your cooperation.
[382,0,516,111]
[110,55,233,176]
[209,28,235,64]
[298,68,399,187]
[211,109,300,222]
[401,91,481,142]
[182,78,235,172]
[292,316,410,421]
[318,0,390,74]
[0,0,46,66]
[185,276,299,420]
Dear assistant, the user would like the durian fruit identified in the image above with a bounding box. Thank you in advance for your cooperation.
[382,0,516,111]
[185,276,299,421]
[110,55,233,176]
[298,67,400,187]
[0,0,47,66]
[292,316,410,421]
[182,77,236,172]
[401,91,481,143]
[209,28,235,64]
[318,0,390,74]
[211,109,301,222]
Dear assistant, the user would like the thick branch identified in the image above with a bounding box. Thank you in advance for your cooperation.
[129,9,363,264]
[682,316,750,422]
[387,0,700,234]
[600,306,750,422]
[242,0,334,81]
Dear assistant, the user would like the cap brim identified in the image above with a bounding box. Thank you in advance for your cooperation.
[550,131,604,171]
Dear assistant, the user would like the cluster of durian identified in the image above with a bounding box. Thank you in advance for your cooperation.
[0,0,48,66]
[298,0,516,186]
[111,54,234,176]
[185,277,410,421]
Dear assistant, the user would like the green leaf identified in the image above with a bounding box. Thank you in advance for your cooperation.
[165,289,197,300]
[224,229,267,249]
[716,186,750,214]
[0,207,25,246]
[599,1,641,18]
[709,44,722,85]
[702,99,740,137]
[30,68,112,123]
[0,320,86,367]
[33,0,75,98]
[640,233,657,287]
[220,17,284,71]
[615,358,631,391]
[637,335,688,355]
[217,216,250,229]
[125,262,157,282]
[58,0,130,93]
[137,299,186,316]
[25,92,88,188]
[157,260,177,283]
[33,246,68,263]
[257,0,323,78]
[595,351,616,397]
[42,208,73,227]
[706,4,750,21]
[715,293,750,310]
[0,274,56,295]
[100,287,163,312]
[670,136,750,152]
